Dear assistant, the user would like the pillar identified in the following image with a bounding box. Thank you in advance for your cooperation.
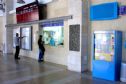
[67,0,89,72]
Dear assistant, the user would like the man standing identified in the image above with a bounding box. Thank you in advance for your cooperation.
[38,35,45,62]
[15,33,25,60]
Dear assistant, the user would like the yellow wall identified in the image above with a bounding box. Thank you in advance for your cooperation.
[47,0,68,18]
[90,0,126,65]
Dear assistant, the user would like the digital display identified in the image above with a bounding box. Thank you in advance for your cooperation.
[94,33,114,61]
[42,26,64,47]
[16,2,39,23]
[16,2,47,23]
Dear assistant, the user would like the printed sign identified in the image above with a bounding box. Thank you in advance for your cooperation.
[119,6,126,15]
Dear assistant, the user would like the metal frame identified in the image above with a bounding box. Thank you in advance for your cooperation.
[5,15,73,28]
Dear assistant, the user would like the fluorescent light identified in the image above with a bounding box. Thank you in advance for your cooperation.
[38,0,53,4]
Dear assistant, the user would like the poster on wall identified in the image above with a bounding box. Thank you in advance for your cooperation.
[69,25,80,51]
[42,26,64,47]
[94,33,114,62]
[13,27,20,47]
[21,26,32,50]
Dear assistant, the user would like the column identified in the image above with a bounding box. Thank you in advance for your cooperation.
[67,0,89,72]
[3,0,14,54]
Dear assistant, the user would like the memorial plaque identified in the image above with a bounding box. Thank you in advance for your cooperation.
[69,25,80,51]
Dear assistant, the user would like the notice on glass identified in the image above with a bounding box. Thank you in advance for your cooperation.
[21,27,32,50]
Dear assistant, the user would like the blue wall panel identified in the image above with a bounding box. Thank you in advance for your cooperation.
[93,31,122,81]
[90,2,118,20]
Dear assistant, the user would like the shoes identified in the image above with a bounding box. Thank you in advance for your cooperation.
[38,60,44,62]
[15,57,20,60]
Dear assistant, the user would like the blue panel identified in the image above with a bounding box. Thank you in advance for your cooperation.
[93,31,122,81]
[124,41,126,48]
[93,61,115,80]
[90,2,118,20]
[114,31,122,80]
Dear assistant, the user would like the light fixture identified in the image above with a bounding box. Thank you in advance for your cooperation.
[17,0,25,4]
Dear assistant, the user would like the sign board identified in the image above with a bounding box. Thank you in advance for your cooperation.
[119,6,126,15]
[16,2,47,23]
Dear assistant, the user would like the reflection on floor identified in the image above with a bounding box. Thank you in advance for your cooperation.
[0,53,125,84]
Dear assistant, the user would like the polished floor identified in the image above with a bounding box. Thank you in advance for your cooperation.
[0,53,125,84]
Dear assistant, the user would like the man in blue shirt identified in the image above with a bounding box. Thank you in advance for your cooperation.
[38,35,45,62]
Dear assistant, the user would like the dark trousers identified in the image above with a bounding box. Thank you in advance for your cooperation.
[15,46,20,59]
[38,49,44,61]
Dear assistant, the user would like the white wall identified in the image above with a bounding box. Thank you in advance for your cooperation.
[0,16,4,51]
[3,0,126,72]
[12,0,69,66]
[11,0,89,71]
[19,24,39,60]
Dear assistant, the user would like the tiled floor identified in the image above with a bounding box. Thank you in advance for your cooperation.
[0,53,125,84]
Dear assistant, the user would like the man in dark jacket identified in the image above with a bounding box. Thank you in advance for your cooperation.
[38,35,45,62]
